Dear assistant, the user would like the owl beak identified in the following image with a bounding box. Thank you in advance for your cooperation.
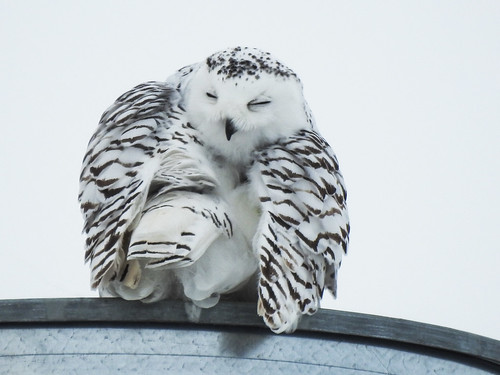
[225,118,237,141]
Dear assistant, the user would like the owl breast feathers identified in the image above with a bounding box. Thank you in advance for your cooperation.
[79,46,349,333]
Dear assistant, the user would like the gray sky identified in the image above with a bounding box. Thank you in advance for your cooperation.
[1,1,499,340]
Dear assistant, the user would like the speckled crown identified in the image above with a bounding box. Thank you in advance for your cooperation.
[206,47,298,81]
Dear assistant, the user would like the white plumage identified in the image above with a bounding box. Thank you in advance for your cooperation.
[79,47,349,333]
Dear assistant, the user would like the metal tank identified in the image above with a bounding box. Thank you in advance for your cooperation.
[1,299,498,374]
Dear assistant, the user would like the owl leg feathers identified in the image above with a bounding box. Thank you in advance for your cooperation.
[100,191,257,307]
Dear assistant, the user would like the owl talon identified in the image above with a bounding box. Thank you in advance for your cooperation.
[122,260,141,289]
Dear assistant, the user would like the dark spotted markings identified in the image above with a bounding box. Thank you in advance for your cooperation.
[206,46,298,81]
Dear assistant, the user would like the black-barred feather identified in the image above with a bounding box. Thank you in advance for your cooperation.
[79,47,349,334]
[251,129,349,333]
[79,81,229,289]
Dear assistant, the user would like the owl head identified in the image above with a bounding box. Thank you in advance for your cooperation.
[183,47,310,160]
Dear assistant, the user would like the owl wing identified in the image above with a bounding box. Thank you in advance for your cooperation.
[79,72,228,290]
[251,129,350,333]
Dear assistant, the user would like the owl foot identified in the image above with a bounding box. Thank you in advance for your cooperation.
[122,260,142,289]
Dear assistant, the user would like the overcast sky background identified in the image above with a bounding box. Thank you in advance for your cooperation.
[1,1,498,340]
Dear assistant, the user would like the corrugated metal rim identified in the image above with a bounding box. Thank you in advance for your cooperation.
[1,298,498,370]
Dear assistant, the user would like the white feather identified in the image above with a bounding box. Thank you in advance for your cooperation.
[79,47,349,334]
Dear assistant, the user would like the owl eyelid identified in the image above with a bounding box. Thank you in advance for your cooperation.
[248,100,271,107]
[206,92,217,99]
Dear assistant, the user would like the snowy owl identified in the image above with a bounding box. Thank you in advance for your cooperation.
[79,47,349,333]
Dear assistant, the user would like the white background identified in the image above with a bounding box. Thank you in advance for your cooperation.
[1,1,498,340]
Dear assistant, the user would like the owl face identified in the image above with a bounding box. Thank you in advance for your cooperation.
[183,49,309,161]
